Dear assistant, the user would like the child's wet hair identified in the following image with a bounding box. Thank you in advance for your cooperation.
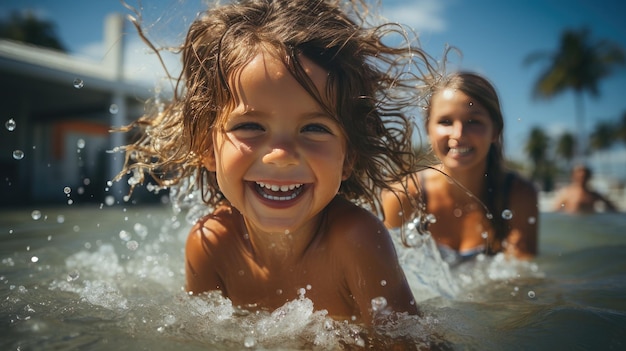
[119,0,437,213]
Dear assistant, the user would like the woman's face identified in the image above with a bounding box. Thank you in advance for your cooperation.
[427,88,497,173]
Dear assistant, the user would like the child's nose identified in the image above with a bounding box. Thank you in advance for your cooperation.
[262,143,299,167]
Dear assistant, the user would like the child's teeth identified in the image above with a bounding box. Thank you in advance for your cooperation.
[257,182,302,192]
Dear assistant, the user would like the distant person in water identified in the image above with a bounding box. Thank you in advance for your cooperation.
[553,165,618,213]
[382,72,539,265]
[118,0,439,325]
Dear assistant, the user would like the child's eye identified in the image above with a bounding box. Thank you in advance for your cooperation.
[438,119,452,126]
[302,123,332,134]
[231,122,264,132]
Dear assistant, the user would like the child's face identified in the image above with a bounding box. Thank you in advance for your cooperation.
[204,49,350,234]
[427,88,497,173]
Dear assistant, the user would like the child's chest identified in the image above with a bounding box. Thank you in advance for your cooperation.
[218,252,356,318]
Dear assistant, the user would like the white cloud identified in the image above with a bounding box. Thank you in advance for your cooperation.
[381,0,447,33]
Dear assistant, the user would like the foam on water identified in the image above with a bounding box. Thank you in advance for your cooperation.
[1,204,559,350]
[35,220,443,349]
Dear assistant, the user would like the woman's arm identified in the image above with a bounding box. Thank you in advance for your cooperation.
[505,177,539,259]
[381,176,420,229]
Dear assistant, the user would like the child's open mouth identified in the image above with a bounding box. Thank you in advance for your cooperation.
[254,182,304,201]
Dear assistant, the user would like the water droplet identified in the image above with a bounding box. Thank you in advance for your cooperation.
[276,289,283,295]
[405,233,421,247]
[370,296,388,312]
[63,186,71,195]
[481,231,488,239]
[104,196,115,206]
[56,215,65,223]
[119,230,131,241]
[109,104,119,114]
[5,118,16,131]
[163,314,176,325]
[501,209,513,220]
[284,229,290,235]
[73,78,84,89]
[77,139,85,149]
[243,336,256,348]
[528,290,536,299]
[31,210,42,220]
[453,208,462,217]
[133,223,148,239]
[126,240,139,250]
[67,270,80,281]
[528,216,536,224]
[12,150,24,160]
[468,101,474,106]
[425,213,437,223]
[485,212,493,220]
[30,256,39,263]
[380,280,387,286]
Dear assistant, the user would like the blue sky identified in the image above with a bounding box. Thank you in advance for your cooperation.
[2,0,626,169]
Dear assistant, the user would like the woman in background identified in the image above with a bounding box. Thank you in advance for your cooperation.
[382,72,538,265]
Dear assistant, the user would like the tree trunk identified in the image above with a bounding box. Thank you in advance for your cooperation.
[575,90,586,163]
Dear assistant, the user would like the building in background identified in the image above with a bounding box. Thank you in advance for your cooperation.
[0,14,153,207]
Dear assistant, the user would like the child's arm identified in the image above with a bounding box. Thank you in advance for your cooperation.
[332,202,419,325]
[185,218,225,295]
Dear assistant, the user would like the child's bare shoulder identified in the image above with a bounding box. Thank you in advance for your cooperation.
[325,197,390,247]
[186,204,241,251]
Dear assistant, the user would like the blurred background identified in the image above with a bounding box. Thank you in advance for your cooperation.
[1,0,625,209]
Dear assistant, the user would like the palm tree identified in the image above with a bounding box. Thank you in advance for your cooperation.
[0,11,66,52]
[525,126,552,190]
[555,132,576,171]
[589,121,615,151]
[524,27,625,161]
[617,110,626,144]
[589,120,617,175]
